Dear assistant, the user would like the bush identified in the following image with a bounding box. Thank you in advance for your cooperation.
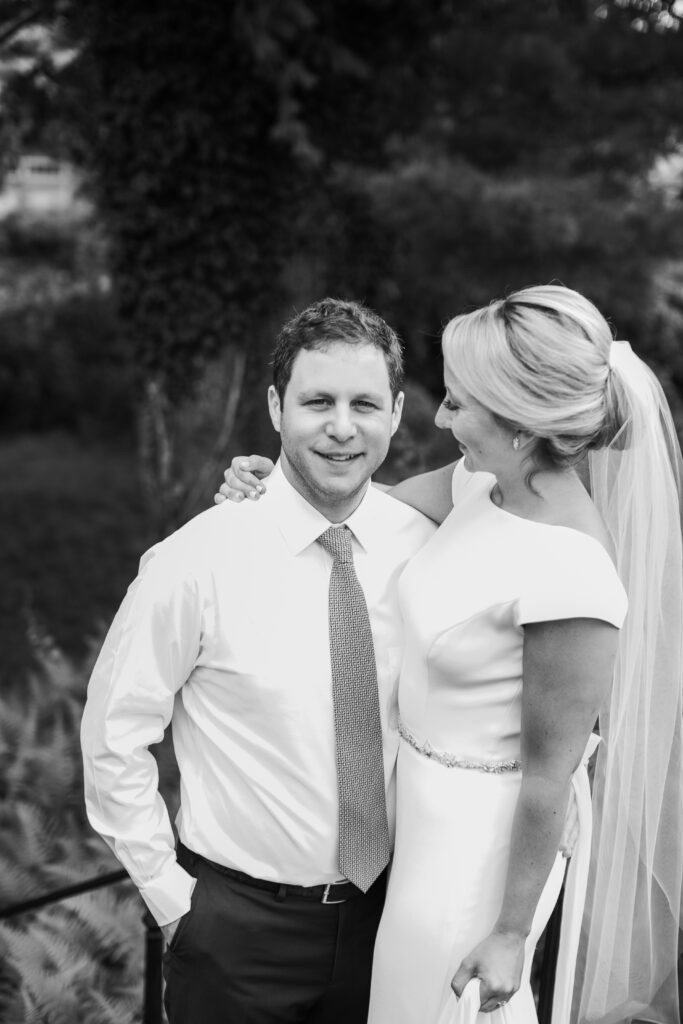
[0,434,152,689]
[0,292,135,437]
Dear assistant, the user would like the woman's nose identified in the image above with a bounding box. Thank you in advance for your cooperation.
[434,404,449,430]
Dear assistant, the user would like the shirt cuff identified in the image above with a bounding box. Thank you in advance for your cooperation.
[138,859,196,926]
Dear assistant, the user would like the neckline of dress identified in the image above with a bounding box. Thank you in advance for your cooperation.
[486,485,615,564]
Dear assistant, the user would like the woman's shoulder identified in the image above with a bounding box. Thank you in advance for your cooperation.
[552,482,611,538]
[388,461,458,525]
[507,479,627,625]
[522,483,615,573]
[536,486,616,566]
[546,522,614,570]
[518,517,627,628]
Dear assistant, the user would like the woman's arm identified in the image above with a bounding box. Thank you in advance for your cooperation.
[387,461,458,525]
[215,455,459,525]
[452,616,619,1012]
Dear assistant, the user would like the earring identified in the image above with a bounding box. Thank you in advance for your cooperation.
[512,434,520,451]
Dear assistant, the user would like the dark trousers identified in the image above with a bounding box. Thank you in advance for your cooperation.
[163,844,386,1024]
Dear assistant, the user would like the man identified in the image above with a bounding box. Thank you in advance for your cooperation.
[81,298,436,1024]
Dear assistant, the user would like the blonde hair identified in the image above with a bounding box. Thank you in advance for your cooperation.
[442,284,627,467]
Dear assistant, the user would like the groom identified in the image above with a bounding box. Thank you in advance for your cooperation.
[81,298,437,1024]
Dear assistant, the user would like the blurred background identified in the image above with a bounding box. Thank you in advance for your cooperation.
[1,1,682,1020]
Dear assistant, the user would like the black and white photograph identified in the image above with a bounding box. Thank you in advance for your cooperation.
[1,2,682,1022]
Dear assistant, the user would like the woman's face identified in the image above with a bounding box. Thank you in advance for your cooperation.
[434,367,516,476]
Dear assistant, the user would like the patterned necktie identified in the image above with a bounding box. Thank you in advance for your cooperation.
[317,525,391,892]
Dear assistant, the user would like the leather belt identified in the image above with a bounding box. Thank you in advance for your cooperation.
[180,844,376,904]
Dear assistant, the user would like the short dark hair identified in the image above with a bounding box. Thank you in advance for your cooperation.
[272,297,404,403]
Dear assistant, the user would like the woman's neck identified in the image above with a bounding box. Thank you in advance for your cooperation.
[491,466,583,521]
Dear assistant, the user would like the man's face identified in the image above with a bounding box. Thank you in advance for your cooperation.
[268,341,403,521]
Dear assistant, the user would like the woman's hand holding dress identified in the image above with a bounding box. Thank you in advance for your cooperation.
[451,930,526,1012]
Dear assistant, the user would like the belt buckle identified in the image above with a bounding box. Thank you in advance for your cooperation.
[321,883,347,905]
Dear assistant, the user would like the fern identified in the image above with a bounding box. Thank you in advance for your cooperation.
[59,889,143,970]
[0,633,161,1023]
[81,990,137,1024]
[21,972,86,1024]
[12,804,59,868]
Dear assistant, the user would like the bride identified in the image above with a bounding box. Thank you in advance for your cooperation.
[216,285,683,1024]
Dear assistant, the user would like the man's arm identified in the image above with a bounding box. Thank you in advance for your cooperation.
[81,544,202,926]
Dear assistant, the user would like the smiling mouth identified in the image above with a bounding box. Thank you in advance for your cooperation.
[317,452,362,462]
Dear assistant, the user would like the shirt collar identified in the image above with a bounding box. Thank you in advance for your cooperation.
[265,459,384,556]
[343,478,389,554]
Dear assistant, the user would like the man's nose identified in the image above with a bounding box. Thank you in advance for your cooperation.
[326,407,357,441]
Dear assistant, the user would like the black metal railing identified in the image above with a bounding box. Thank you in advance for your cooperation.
[0,867,564,1024]
[0,871,164,1024]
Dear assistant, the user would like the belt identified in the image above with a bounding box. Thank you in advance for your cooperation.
[180,844,374,904]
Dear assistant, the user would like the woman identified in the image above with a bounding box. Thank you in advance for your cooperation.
[216,286,683,1024]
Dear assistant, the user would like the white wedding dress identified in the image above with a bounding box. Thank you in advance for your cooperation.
[368,463,627,1024]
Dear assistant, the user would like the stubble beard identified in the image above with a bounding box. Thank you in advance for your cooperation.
[280,443,374,519]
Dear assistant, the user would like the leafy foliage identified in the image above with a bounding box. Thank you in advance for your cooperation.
[0,645,152,1023]
[3,1,683,419]
[364,162,683,389]
[422,0,683,176]
[0,207,132,438]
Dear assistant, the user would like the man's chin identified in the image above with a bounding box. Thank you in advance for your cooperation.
[281,448,385,511]
[306,461,373,503]
[314,471,365,496]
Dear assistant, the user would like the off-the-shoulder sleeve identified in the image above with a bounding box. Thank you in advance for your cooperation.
[515,531,628,628]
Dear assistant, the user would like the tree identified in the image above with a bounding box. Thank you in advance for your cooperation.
[0,0,445,530]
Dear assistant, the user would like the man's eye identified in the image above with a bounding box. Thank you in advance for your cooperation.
[355,401,377,410]
[306,398,330,406]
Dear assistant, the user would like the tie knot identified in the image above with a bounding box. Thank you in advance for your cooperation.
[317,525,354,562]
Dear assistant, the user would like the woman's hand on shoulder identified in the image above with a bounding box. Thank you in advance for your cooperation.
[451,929,525,1013]
[214,455,275,504]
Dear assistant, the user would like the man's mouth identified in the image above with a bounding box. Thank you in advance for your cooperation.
[316,452,362,462]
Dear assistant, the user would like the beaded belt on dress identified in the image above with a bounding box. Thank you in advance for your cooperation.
[398,720,521,774]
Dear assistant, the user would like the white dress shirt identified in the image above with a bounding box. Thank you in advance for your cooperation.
[81,462,435,925]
